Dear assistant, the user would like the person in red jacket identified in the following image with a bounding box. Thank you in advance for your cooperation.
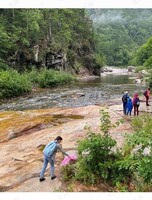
[132,93,140,116]
[144,88,150,106]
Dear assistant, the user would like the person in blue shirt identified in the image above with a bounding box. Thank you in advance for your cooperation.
[126,97,133,116]
[39,136,70,182]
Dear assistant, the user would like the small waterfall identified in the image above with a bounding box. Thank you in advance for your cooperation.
[33,45,39,62]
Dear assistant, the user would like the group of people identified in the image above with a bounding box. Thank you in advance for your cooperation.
[122,88,150,116]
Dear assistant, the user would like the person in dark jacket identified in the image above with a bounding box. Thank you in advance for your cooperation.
[39,136,70,182]
[122,91,129,115]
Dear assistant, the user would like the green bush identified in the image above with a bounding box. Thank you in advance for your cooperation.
[0,59,9,70]
[0,69,31,98]
[149,73,152,88]
[124,114,152,184]
[37,69,75,88]
[61,110,152,191]
[25,67,40,84]
[134,66,145,73]
[61,164,76,182]
[75,132,118,184]
[74,109,131,185]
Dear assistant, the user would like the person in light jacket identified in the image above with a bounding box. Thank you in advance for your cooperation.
[39,136,70,182]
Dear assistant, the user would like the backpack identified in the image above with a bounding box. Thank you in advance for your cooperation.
[122,94,127,103]
[143,90,147,96]
[135,98,140,106]
[43,141,57,157]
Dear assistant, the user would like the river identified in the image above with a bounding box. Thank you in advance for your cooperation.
[0,68,146,111]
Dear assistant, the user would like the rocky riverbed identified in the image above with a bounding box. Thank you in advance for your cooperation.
[1,95,152,192]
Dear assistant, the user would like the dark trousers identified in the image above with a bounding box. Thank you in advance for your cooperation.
[123,102,127,115]
[133,105,139,116]
[146,96,149,106]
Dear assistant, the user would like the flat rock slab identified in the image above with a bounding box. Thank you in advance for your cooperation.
[1,98,152,192]
[9,177,62,192]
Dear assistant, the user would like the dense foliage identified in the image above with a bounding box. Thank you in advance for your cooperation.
[0,68,75,98]
[61,110,152,191]
[1,9,152,69]
[88,9,152,66]
[0,69,31,98]
[132,36,152,68]
[0,9,96,72]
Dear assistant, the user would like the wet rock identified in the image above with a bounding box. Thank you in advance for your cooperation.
[7,130,16,140]
[77,93,85,97]
[134,79,143,84]
[128,66,135,72]
[1,101,150,192]
[93,67,101,76]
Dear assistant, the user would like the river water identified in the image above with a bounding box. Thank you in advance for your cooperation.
[0,68,146,111]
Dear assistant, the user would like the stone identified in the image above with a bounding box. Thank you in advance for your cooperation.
[7,130,16,140]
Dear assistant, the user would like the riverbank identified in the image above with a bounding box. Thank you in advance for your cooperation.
[0,95,151,192]
[0,68,147,111]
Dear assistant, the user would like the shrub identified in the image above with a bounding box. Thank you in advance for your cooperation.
[0,69,31,98]
[149,73,152,88]
[61,111,152,191]
[124,113,152,184]
[61,164,76,182]
[26,67,40,84]
[75,132,118,184]
[37,69,75,88]
[74,109,130,185]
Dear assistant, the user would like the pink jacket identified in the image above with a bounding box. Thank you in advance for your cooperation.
[132,93,139,106]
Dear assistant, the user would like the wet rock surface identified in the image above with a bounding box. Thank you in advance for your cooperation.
[0,95,152,192]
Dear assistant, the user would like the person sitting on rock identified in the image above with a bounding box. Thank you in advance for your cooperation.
[39,136,70,182]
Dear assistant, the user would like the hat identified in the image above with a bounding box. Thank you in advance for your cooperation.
[125,91,128,94]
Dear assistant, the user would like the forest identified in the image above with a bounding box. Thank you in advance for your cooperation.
[1,9,152,98]
[89,9,152,66]
[0,9,96,72]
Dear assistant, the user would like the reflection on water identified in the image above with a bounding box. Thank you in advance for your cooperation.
[0,74,146,111]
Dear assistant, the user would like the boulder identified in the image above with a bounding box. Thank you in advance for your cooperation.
[128,66,135,72]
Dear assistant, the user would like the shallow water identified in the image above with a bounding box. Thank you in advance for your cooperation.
[0,69,146,111]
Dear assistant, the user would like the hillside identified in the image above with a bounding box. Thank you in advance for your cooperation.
[0,9,97,74]
[88,9,152,66]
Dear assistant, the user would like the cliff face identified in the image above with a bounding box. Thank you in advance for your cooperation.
[0,9,98,75]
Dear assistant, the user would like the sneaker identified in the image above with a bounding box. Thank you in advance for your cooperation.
[39,177,45,182]
[51,175,56,180]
